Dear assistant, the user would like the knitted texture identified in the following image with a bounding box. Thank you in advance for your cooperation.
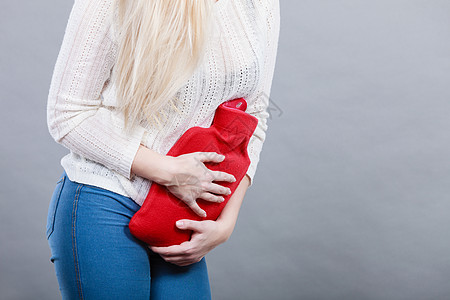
[46,0,280,206]
[129,98,258,246]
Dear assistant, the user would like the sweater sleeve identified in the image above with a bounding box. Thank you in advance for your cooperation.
[245,0,280,187]
[46,0,146,180]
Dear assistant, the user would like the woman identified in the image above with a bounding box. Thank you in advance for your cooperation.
[46,0,280,298]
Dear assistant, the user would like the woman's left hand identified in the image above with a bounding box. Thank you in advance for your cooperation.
[149,219,231,267]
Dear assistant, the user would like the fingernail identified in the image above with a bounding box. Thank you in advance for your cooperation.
[176,220,184,227]
[220,197,225,202]
[231,176,236,182]
[227,188,232,195]
[219,155,225,160]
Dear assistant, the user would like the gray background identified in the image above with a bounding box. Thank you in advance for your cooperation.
[1,0,450,299]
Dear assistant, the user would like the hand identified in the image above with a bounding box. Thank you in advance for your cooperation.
[165,152,236,217]
[149,219,231,267]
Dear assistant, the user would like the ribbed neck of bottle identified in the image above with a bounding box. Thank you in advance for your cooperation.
[212,101,258,137]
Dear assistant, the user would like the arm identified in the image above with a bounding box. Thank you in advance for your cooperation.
[245,0,281,187]
[131,144,175,185]
[47,0,146,180]
[215,174,251,242]
[47,0,236,191]
[149,0,281,266]
[150,174,250,266]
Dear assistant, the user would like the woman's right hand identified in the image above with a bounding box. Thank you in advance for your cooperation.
[164,152,236,217]
[132,145,236,217]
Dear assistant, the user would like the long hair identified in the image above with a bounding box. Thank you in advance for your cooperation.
[112,0,214,133]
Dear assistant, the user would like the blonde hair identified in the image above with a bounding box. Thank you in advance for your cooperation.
[112,0,214,134]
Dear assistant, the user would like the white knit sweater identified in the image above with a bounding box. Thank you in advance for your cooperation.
[47,0,280,206]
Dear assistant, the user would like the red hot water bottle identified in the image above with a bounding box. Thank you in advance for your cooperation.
[129,98,258,247]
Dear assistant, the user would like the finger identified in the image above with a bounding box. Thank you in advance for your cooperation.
[159,251,201,265]
[205,182,231,196]
[196,152,225,163]
[163,256,196,267]
[152,241,196,258]
[171,259,199,267]
[197,192,225,203]
[185,200,207,217]
[212,170,236,183]
[172,255,204,266]
[178,262,196,267]
[150,244,187,256]
[173,262,191,267]
[176,219,204,232]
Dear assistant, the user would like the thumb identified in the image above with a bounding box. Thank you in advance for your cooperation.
[176,219,203,232]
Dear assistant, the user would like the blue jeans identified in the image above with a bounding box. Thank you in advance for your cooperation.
[46,171,211,300]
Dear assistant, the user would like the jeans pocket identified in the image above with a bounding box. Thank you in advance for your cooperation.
[46,174,66,239]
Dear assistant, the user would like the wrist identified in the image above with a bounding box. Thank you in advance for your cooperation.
[151,155,176,185]
[217,218,235,244]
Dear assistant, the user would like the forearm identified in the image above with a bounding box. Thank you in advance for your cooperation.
[150,173,251,266]
[131,144,175,185]
[216,174,251,242]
